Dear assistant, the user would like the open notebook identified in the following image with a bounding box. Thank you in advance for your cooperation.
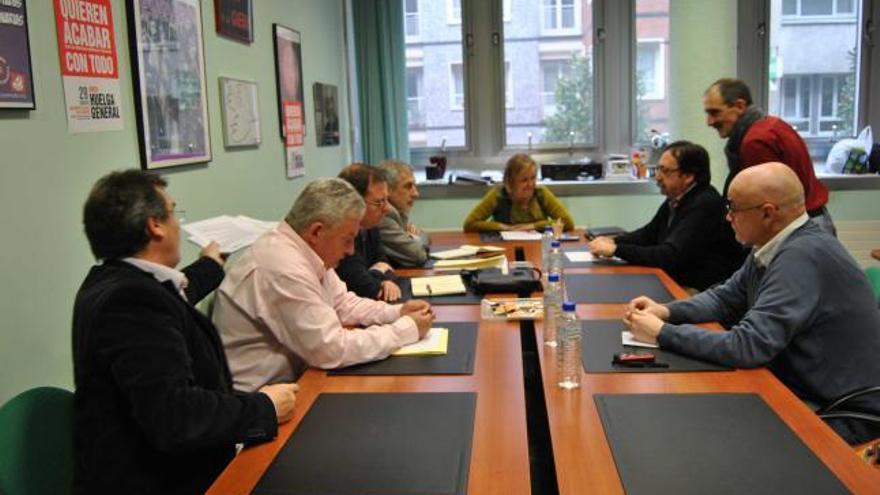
[409,275,467,297]
[392,328,449,356]
[431,245,505,260]
[433,255,507,271]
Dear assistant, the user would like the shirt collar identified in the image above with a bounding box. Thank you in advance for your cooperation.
[122,257,189,299]
[278,221,327,280]
[668,182,697,209]
[753,212,809,268]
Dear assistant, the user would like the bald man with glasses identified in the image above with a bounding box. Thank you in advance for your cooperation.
[624,162,880,445]
[588,141,745,291]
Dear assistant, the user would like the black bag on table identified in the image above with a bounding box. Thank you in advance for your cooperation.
[464,267,542,296]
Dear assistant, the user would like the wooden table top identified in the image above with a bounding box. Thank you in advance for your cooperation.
[208,229,880,494]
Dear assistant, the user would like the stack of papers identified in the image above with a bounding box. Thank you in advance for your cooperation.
[431,244,505,260]
[622,331,659,349]
[392,328,449,356]
[182,215,277,253]
[433,254,507,271]
[410,275,467,297]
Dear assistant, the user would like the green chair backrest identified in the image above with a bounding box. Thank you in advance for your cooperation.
[0,387,74,495]
[866,266,880,304]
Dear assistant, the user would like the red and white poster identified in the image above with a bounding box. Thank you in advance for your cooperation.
[53,0,123,132]
[284,100,305,178]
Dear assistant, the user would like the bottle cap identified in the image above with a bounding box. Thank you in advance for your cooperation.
[548,272,560,282]
[544,226,553,232]
[551,240,561,248]
[562,301,576,311]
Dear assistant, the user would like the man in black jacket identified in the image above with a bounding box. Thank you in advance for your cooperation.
[336,163,403,301]
[72,170,297,494]
[587,141,746,291]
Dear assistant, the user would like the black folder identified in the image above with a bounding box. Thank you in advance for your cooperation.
[564,273,673,303]
[254,392,477,495]
[580,319,731,373]
[594,393,848,495]
[328,322,478,376]
[399,277,484,305]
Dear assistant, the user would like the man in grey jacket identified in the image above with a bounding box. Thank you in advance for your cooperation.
[378,160,429,267]
[624,162,880,445]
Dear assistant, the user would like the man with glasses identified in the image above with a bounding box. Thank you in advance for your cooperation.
[336,163,403,301]
[703,77,835,235]
[377,159,429,267]
[587,141,745,291]
[73,170,297,493]
[624,162,880,445]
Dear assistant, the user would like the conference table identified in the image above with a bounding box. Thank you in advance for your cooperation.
[208,230,880,494]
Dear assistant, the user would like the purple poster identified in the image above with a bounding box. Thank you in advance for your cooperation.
[0,0,36,109]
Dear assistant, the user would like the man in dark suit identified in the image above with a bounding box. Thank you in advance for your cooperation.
[72,170,297,494]
[587,141,746,291]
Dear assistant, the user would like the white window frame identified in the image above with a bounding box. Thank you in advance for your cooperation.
[782,0,856,18]
[404,0,420,41]
[447,0,462,25]
[636,39,665,100]
[449,62,465,111]
[540,0,582,36]
[504,60,514,109]
[539,57,572,117]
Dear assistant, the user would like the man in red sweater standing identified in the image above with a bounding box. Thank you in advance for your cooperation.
[703,78,835,235]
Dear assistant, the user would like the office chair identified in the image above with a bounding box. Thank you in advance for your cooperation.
[0,386,74,495]
[817,386,880,467]
[865,266,880,304]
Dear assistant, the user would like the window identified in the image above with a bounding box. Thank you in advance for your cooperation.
[767,0,862,164]
[404,0,419,39]
[541,0,580,34]
[400,1,673,166]
[403,0,466,149]
[782,0,855,17]
[502,1,593,147]
[634,0,670,144]
[450,62,465,110]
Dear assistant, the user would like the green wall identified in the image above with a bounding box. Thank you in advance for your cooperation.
[0,0,351,403]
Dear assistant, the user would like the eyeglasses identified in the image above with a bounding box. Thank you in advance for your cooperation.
[656,166,680,176]
[365,197,388,208]
[724,199,767,214]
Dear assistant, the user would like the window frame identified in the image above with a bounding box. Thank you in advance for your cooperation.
[635,38,666,101]
[404,0,420,41]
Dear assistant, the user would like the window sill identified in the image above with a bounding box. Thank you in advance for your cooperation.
[416,173,657,199]
[818,173,880,191]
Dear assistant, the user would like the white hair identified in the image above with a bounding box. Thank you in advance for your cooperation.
[285,178,365,232]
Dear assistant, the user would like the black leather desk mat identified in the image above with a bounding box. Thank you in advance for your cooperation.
[560,249,628,268]
[254,392,476,495]
[399,277,484,305]
[564,273,672,303]
[580,320,731,373]
[328,322,477,376]
[594,393,848,495]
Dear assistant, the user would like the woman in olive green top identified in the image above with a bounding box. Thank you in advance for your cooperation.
[463,154,575,232]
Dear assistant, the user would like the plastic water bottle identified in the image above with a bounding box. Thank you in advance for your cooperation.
[557,301,581,390]
[548,240,564,280]
[541,226,554,285]
[543,272,562,347]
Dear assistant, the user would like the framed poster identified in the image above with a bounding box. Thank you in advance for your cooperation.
[127,0,212,169]
[313,82,339,147]
[219,76,260,147]
[214,0,252,44]
[0,0,36,109]
[273,23,304,139]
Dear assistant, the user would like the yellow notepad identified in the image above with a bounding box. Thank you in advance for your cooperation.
[410,275,467,296]
[392,328,449,356]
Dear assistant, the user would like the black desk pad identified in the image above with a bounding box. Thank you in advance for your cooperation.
[580,320,731,373]
[564,273,672,303]
[561,249,628,268]
[254,392,476,495]
[328,322,477,376]
[594,393,848,495]
[399,277,484,305]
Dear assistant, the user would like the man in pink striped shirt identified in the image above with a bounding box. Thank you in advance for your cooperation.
[213,178,435,392]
